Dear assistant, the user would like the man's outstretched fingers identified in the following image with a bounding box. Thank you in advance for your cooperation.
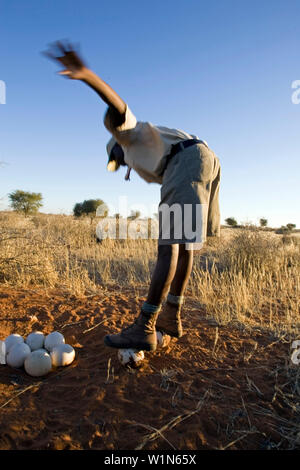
[55,40,69,55]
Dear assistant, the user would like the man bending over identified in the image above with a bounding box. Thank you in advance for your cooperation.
[44,41,221,352]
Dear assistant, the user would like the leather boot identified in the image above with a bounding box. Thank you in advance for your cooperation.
[104,310,159,351]
[156,302,183,338]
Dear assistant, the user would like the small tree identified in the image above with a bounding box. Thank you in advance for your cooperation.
[73,199,108,222]
[9,190,43,217]
[286,223,296,232]
[73,202,83,218]
[225,217,238,227]
[259,218,268,228]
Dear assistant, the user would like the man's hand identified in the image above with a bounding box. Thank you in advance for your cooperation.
[43,39,127,117]
[43,40,89,80]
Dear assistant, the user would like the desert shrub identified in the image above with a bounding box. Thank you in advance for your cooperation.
[218,229,281,275]
[281,234,300,247]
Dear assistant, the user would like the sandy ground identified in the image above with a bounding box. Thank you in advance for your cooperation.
[0,285,295,450]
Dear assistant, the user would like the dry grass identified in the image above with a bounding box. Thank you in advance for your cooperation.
[190,229,300,337]
[0,211,299,339]
[0,212,300,450]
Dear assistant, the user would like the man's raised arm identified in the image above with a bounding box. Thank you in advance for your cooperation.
[43,40,126,126]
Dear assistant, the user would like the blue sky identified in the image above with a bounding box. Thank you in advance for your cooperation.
[0,0,299,227]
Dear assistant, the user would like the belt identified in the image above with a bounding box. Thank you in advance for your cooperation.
[165,138,206,169]
[169,138,203,157]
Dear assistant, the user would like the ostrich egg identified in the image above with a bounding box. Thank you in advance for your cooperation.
[24,350,52,377]
[7,342,31,368]
[26,331,45,351]
[118,348,144,368]
[0,340,6,364]
[44,331,65,352]
[50,344,75,367]
[5,334,24,353]
[156,331,171,348]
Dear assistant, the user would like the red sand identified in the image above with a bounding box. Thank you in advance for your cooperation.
[0,286,295,450]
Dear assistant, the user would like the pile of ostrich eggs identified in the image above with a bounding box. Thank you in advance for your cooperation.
[1,330,75,377]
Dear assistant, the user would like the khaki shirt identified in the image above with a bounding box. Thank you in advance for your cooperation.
[104,105,200,184]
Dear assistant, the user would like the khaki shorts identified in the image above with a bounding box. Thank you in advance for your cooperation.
[158,142,221,249]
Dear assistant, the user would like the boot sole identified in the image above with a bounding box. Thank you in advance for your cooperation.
[104,335,156,352]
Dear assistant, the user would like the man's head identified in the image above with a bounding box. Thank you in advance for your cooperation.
[106,137,126,172]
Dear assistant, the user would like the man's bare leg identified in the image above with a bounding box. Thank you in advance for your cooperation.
[146,244,179,305]
[156,244,194,337]
[104,244,179,350]
[169,244,194,296]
